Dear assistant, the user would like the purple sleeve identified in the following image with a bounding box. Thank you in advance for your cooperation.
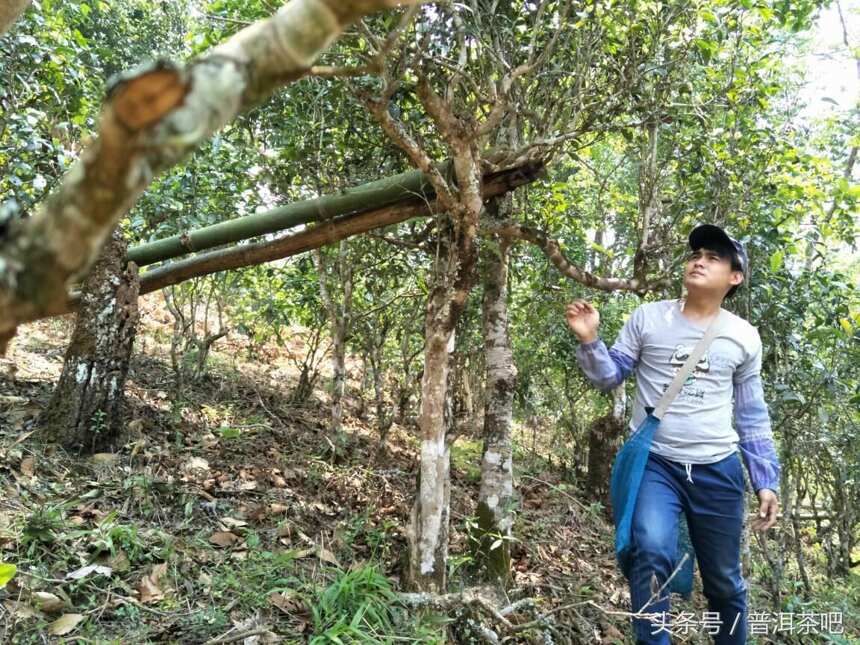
[734,375,781,494]
[575,338,637,393]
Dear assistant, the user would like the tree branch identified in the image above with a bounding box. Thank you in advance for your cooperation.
[361,93,460,211]
[136,162,541,295]
[499,224,670,294]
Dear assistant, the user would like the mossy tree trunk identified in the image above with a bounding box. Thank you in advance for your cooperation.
[473,196,516,586]
[586,395,626,505]
[38,230,139,453]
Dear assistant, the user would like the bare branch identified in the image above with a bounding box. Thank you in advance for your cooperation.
[416,71,465,146]
[444,13,469,103]
[200,12,253,27]
[499,224,670,294]
[361,93,459,211]
[308,63,382,78]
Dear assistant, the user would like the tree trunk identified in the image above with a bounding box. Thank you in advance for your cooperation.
[378,71,486,593]
[0,0,30,37]
[315,243,354,435]
[449,349,474,440]
[406,198,480,591]
[331,318,348,433]
[611,382,626,425]
[407,296,455,592]
[473,196,516,585]
[586,407,626,505]
[394,329,421,426]
[369,322,394,452]
[790,475,812,595]
[38,230,139,453]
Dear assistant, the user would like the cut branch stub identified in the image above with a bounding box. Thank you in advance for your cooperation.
[108,62,189,131]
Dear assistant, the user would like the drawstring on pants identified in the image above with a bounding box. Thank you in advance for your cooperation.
[685,463,694,484]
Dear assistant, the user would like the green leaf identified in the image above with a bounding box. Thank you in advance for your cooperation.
[0,563,17,589]
[769,251,784,273]
[216,426,241,440]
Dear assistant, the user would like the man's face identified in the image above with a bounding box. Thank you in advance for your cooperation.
[684,247,743,297]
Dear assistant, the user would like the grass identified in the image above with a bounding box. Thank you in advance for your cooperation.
[309,564,445,644]
[450,437,483,482]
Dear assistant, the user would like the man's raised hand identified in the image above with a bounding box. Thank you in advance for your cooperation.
[565,299,600,343]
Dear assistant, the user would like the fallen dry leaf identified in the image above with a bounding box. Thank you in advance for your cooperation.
[317,548,341,568]
[198,571,212,591]
[209,531,240,548]
[138,577,162,604]
[30,591,64,614]
[269,591,306,615]
[292,548,314,559]
[601,623,624,643]
[90,453,120,466]
[311,502,334,516]
[12,430,35,445]
[138,563,169,604]
[219,517,247,530]
[4,600,37,619]
[268,471,287,487]
[276,523,292,539]
[19,456,35,477]
[109,550,131,572]
[66,564,112,581]
[48,613,85,636]
[183,457,210,473]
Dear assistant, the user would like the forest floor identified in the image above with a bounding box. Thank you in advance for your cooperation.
[0,301,857,644]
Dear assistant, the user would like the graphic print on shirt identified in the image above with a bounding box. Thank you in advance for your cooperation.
[659,344,710,405]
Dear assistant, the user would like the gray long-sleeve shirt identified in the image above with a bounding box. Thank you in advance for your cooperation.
[575,298,780,494]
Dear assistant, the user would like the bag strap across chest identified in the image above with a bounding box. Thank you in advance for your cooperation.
[652,307,725,420]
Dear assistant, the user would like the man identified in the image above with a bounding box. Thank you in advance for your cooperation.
[565,224,780,645]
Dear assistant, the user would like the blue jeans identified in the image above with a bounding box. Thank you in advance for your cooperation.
[629,450,748,644]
